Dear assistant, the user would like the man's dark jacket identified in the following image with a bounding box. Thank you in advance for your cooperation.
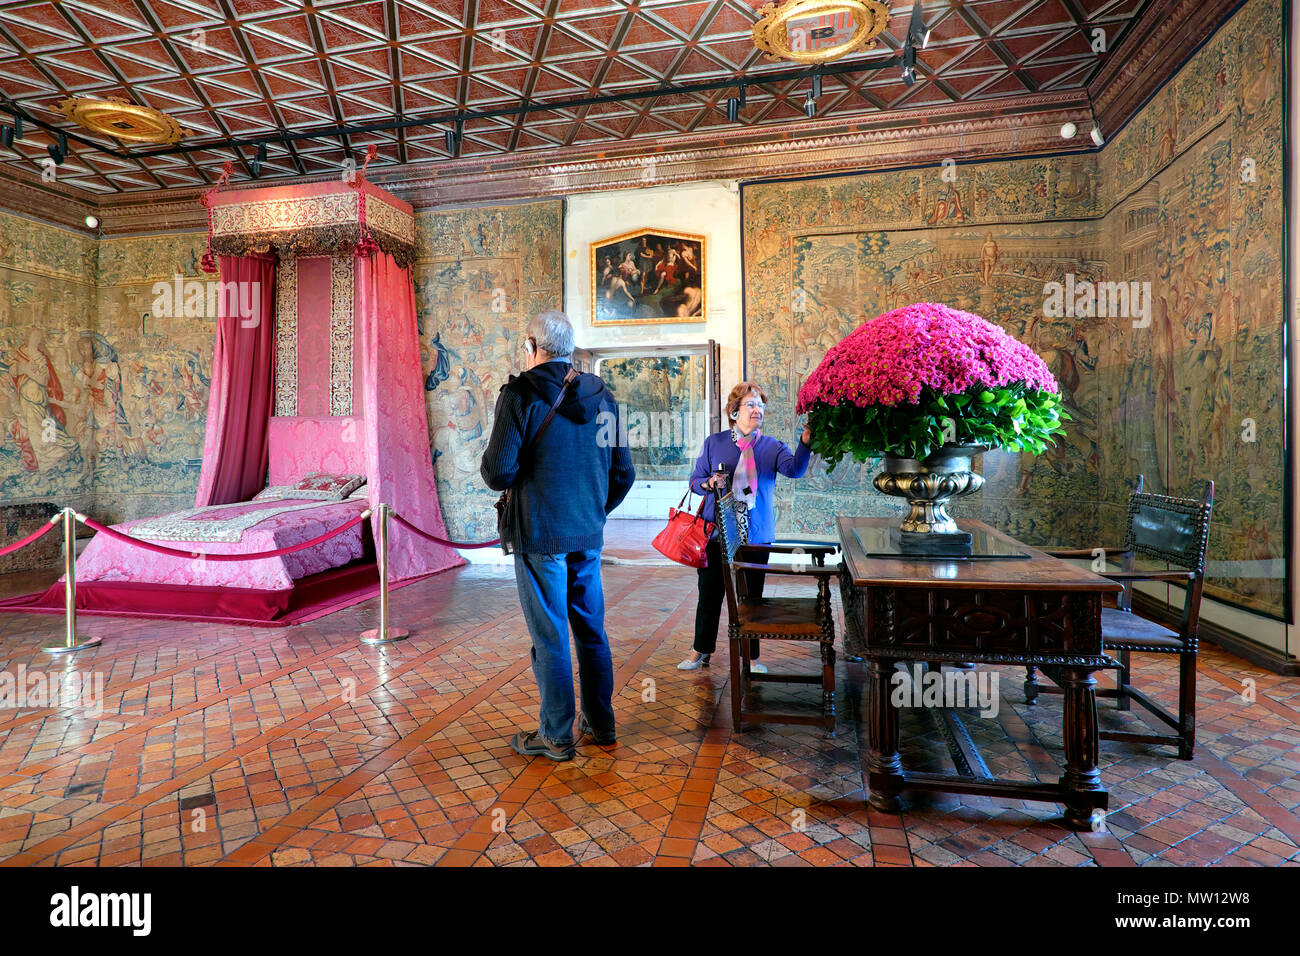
[481,360,635,554]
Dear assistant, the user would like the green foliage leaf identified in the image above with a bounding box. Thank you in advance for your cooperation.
[806,385,1069,467]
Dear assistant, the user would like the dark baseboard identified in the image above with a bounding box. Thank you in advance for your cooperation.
[1132,592,1300,676]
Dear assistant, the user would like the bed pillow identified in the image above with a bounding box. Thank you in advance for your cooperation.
[253,485,340,502]
[294,472,367,499]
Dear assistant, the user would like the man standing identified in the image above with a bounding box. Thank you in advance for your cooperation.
[481,311,635,761]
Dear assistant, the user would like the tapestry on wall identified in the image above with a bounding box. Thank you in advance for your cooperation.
[414,201,564,546]
[742,0,1285,617]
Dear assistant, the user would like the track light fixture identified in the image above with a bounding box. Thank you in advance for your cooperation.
[47,143,65,165]
[737,84,746,108]
[907,1,931,50]
[250,141,266,177]
[726,97,740,123]
[0,126,11,150]
[14,115,22,139]
[811,73,822,100]
[804,94,816,118]
[1090,125,1105,146]
[901,42,917,87]
[445,122,463,155]
[57,130,67,153]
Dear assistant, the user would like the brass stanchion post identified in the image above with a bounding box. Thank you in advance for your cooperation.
[42,508,101,654]
[361,502,409,645]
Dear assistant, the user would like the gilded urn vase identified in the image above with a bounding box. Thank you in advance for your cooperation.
[873,443,987,553]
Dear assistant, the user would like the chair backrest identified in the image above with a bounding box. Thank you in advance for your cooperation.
[714,491,747,562]
[1123,483,1214,573]
[1122,479,1214,639]
[714,492,749,620]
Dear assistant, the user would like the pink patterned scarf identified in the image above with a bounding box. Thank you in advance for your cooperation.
[732,427,760,509]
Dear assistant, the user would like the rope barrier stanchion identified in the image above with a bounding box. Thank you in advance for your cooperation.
[42,508,101,655]
[0,511,60,557]
[360,502,409,646]
[388,511,500,550]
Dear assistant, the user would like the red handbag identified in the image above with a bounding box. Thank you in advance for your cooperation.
[652,490,715,569]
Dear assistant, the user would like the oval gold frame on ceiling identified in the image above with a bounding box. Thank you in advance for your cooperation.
[56,96,189,145]
[752,0,893,64]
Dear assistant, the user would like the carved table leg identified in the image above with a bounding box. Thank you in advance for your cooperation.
[865,657,903,812]
[1023,665,1040,704]
[1057,666,1107,831]
[821,640,837,737]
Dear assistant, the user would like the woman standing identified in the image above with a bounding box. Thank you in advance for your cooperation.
[678,382,812,671]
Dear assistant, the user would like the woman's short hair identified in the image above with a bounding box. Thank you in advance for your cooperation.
[725,382,768,418]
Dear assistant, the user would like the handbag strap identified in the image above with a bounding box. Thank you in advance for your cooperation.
[522,366,579,453]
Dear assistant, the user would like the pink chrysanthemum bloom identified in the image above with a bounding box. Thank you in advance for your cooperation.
[796,303,1059,413]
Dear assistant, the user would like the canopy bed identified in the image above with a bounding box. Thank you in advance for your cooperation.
[2,173,462,625]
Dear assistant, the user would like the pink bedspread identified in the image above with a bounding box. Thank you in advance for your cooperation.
[74,498,370,590]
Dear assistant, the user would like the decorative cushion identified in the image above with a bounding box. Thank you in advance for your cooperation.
[294,472,366,498]
[253,485,341,502]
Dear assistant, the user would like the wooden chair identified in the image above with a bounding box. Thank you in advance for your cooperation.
[1025,476,1214,759]
[714,492,840,735]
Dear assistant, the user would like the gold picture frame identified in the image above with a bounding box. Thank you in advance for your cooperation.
[591,228,706,326]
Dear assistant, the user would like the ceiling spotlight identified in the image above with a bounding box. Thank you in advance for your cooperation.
[250,141,266,177]
[737,84,746,108]
[1090,125,1105,146]
[726,97,740,123]
[14,115,22,139]
[804,94,816,118]
[47,143,65,165]
[1060,121,1078,139]
[907,2,931,50]
[85,215,99,229]
[444,128,461,154]
[902,39,917,87]
[0,126,11,150]
[57,130,67,153]
[810,73,822,100]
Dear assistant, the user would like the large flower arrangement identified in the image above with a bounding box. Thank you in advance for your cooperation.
[796,303,1067,469]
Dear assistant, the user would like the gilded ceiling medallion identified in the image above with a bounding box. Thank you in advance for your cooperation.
[752,0,892,64]
[56,96,189,145]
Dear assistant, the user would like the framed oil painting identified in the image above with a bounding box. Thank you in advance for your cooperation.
[591,229,705,325]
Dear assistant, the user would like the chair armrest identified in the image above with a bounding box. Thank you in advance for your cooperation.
[765,541,839,555]
[1103,570,1195,583]
[1044,547,1129,559]
[730,561,840,577]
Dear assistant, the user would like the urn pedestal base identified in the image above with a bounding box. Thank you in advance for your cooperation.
[875,443,988,555]
[891,527,973,557]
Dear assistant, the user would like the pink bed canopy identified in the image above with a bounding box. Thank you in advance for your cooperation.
[195,174,462,582]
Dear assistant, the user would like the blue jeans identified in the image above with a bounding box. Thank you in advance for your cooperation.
[513,549,615,746]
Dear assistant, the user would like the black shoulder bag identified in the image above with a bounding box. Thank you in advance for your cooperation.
[495,367,580,554]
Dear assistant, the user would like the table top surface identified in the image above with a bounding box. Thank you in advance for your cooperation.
[837,517,1124,593]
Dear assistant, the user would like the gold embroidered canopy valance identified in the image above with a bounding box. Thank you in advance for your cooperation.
[205,178,416,268]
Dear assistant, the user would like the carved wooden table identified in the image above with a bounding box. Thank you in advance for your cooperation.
[837,517,1122,831]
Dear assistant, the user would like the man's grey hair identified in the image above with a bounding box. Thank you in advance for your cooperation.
[528,310,574,359]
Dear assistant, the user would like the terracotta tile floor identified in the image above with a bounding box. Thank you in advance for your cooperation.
[1,523,1298,867]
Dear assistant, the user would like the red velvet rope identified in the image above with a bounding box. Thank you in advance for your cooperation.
[0,517,59,557]
[389,511,499,550]
[79,514,369,562]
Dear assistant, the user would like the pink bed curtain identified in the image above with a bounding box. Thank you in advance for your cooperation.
[195,253,276,507]
[356,250,464,581]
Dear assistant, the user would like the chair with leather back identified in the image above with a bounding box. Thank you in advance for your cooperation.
[714,491,840,735]
[1025,475,1214,759]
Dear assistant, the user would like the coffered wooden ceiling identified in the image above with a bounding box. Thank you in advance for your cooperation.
[0,0,1237,207]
